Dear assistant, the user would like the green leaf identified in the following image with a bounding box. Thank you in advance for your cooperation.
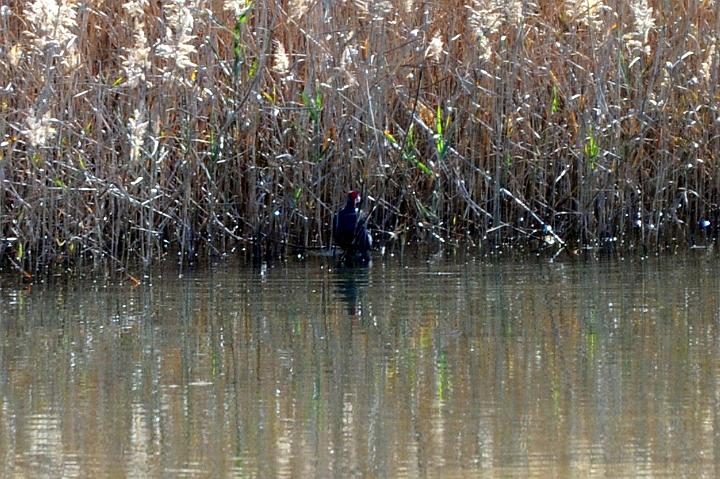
[236,2,253,23]
[435,106,443,135]
[551,85,560,114]
[383,130,398,145]
[386,125,430,175]
[407,124,416,147]
[248,58,258,78]
[584,128,600,171]
[584,130,599,160]
[416,161,432,176]
[434,106,448,160]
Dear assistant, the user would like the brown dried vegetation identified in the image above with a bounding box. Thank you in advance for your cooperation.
[1,0,719,271]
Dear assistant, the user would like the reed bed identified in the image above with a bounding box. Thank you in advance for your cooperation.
[1,0,719,272]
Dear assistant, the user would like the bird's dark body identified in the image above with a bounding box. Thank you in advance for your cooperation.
[333,192,372,265]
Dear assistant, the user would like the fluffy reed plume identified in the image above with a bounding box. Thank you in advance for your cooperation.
[565,0,606,30]
[122,1,150,88]
[505,0,525,25]
[626,0,655,54]
[122,23,151,88]
[22,109,56,148]
[127,109,148,163]
[701,41,716,83]
[467,0,503,61]
[273,40,290,76]
[23,0,78,58]
[425,33,444,61]
[7,44,23,67]
[156,0,197,79]
[123,0,148,17]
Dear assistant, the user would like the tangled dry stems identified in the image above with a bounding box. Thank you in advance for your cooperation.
[0,0,719,271]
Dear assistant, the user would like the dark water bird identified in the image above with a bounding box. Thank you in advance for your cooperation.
[333,190,372,264]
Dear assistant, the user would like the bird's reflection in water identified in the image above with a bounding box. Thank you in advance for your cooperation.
[333,263,371,316]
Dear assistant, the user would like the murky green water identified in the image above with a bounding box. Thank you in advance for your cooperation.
[2,254,720,478]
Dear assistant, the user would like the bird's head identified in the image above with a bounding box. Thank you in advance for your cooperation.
[348,190,361,207]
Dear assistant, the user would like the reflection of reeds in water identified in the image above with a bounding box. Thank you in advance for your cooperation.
[2,259,720,476]
[1,0,720,271]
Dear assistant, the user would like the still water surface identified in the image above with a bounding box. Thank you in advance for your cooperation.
[2,254,720,478]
